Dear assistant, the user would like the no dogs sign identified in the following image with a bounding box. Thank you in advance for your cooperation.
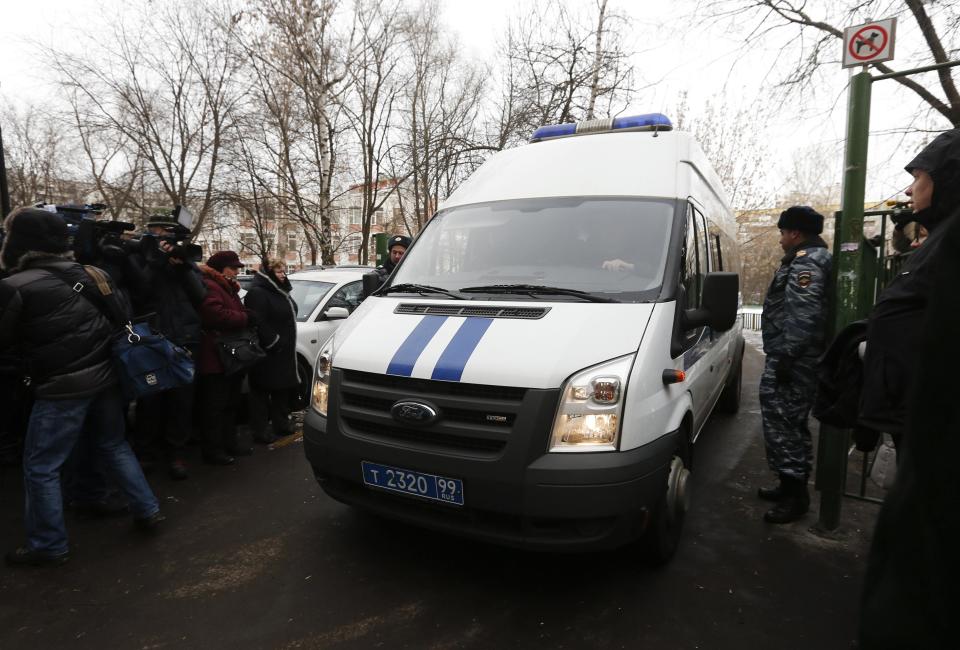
[842,18,897,68]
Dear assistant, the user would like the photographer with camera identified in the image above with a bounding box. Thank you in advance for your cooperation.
[129,214,207,480]
[0,207,162,568]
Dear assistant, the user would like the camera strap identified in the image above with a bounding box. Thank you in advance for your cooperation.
[45,265,127,330]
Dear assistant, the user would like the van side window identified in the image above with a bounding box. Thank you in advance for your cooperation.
[710,233,723,272]
[683,207,702,309]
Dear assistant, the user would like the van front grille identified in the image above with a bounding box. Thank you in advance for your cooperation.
[337,370,526,457]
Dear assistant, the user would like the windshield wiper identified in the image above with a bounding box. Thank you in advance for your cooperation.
[380,283,466,300]
[459,284,619,303]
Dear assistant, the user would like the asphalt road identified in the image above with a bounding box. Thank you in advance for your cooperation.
[0,347,876,650]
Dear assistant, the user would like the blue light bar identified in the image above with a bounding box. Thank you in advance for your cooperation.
[530,113,673,142]
[612,113,672,131]
[530,123,577,142]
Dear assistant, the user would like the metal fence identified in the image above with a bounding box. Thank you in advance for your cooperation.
[739,311,762,331]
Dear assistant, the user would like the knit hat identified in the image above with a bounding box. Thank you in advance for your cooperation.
[777,206,824,235]
[0,207,71,271]
[206,250,244,272]
[388,234,412,251]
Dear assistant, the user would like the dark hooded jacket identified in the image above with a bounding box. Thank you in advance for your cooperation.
[197,265,249,375]
[243,270,300,390]
[859,129,960,436]
[859,164,960,649]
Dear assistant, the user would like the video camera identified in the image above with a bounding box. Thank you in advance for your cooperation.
[36,203,136,264]
[138,205,203,263]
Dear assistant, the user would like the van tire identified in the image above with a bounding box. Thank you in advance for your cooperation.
[716,341,744,414]
[642,430,691,566]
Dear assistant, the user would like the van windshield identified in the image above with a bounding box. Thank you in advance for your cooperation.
[391,197,674,302]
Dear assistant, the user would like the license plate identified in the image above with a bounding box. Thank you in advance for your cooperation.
[361,461,464,506]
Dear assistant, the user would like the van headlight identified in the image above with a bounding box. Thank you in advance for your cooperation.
[311,341,333,416]
[549,354,634,452]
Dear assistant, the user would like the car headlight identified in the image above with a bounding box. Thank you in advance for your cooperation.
[549,354,634,452]
[311,340,333,416]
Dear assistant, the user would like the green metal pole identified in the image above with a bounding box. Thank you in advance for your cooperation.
[816,70,873,532]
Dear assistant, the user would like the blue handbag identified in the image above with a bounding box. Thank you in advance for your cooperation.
[49,265,195,399]
[112,323,195,399]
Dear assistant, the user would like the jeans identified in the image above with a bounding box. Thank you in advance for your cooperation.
[22,386,159,554]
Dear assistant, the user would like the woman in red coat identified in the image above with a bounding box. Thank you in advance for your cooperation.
[197,251,251,465]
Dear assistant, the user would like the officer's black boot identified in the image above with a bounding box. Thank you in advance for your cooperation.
[763,476,809,524]
[758,474,787,501]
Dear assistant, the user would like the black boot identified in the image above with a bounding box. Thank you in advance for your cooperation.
[763,476,810,524]
[758,475,786,501]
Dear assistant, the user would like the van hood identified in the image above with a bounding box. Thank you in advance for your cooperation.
[330,298,656,389]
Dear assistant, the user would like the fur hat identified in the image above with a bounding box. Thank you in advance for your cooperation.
[206,250,245,272]
[777,206,824,235]
[388,234,412,251]
[0,207,71,271]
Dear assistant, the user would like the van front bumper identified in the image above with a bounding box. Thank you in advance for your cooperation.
[304,407,678,551]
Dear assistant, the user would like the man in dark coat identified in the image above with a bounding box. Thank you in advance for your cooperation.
[0,207,162,567]
[758,206,832,524]
[859,128,960,648]
[859,129,960,445]
[374,234,411,284]
[244,260,299,444]
[197,251,252,465]
[130,215,207,479]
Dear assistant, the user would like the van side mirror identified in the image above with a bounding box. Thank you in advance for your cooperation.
[323,306,350,320]
[684,272,739,331]
[361,271,382,300]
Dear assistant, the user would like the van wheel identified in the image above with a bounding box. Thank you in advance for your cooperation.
[642,435,691,565]
[716,356,742,414]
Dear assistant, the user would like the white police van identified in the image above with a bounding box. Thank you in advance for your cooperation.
[304,114,743,562]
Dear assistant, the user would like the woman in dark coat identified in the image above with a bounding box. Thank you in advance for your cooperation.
[197,251,251,465]
[243,259,299,444]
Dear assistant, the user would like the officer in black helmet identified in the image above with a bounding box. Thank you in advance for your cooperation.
[375,234,411,284]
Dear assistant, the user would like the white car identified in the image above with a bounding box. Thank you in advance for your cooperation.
[288,267,371,400]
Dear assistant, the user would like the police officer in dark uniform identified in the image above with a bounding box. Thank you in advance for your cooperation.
[375,234,411,284]
[758,206,832,524]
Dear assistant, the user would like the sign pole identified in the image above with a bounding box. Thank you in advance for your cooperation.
[816,69,873,532]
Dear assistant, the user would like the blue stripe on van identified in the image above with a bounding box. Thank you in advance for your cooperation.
[386,316,448,377]
[431,318,494,382]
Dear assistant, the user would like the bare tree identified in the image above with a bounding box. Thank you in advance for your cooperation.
[673,91,774,210]
[243,0,353,265]
[497,0,634,140]
[46,1,245,233]
[342,0,406,263]
[702,0,960,127]
[0,102,75,207]
[393,0,486,230]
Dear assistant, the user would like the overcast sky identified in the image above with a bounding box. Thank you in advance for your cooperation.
[0,0,949,205]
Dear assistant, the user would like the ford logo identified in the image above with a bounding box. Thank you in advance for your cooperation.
[391,401,438,425]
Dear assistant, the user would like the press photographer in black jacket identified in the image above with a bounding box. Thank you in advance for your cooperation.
[129,215,207,480]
